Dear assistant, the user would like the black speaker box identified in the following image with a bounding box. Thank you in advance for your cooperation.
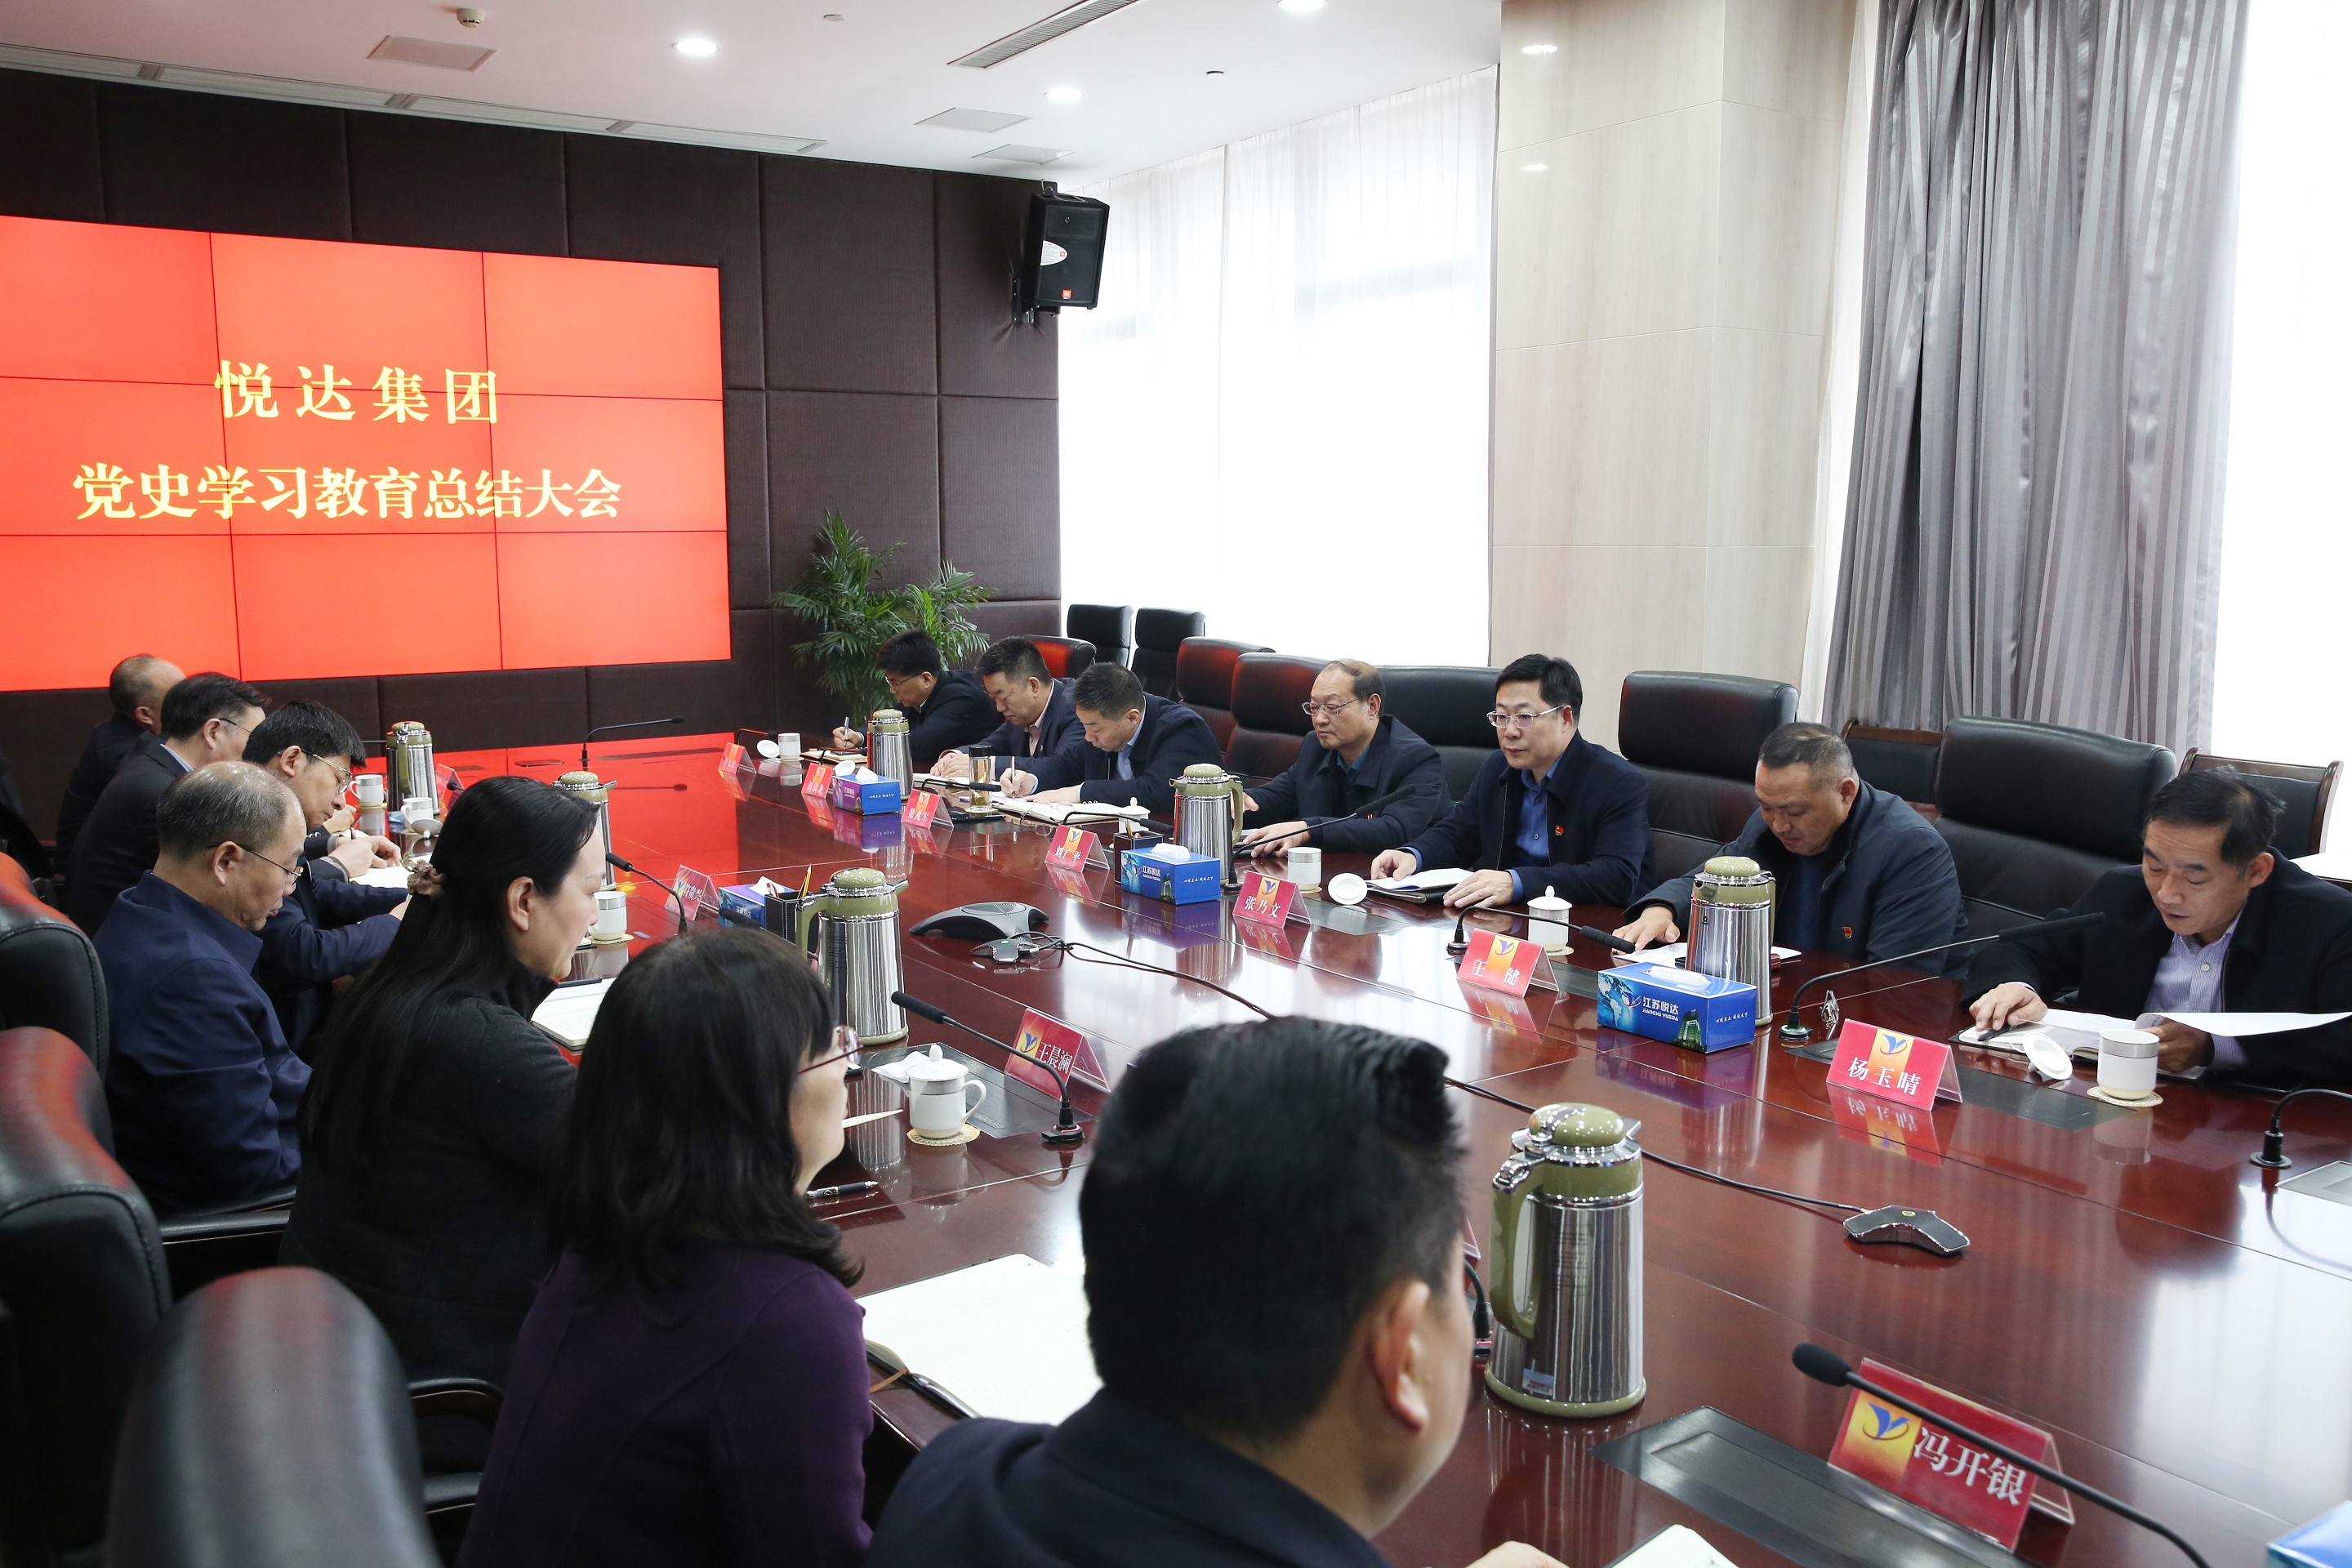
[1018,191,1109,314]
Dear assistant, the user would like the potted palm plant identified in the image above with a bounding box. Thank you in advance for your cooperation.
[774,511,993,715]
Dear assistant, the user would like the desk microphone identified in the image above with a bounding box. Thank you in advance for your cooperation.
[1575,924,1637,954]
[1791,1344,2210,1568]
[1776,911,2107,1044]
[580,715,685,773]
[890,990,1084,1147]
[2249,1086,2352,1169]
[604,852,688,933]
[1237,782,1438,849]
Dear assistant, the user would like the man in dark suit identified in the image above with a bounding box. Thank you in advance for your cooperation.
[931,637,1085,780]
[1239,659,1448,858]
[66,672,267,934]
[96,761,310,1215]
[1372,655,1652,909]
[866,1018,1562,1568]
[1967,768,2352,1086]
[243,702,408,1055]
[1616,722,1967,970]
[830,630,1000,768]
[55,654,183,873]
[1009,662,1225,817]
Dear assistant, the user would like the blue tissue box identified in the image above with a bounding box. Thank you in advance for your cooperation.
[2274,1503,2352,1567]
[1119,843,1222,905]
[829,773,904,814]
[1595,963,1757,1051]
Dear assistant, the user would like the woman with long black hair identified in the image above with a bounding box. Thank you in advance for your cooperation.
[284,774,603,1392]
[457,929,867,1568]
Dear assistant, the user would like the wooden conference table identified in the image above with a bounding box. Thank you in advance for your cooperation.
[443,734,2352,1568]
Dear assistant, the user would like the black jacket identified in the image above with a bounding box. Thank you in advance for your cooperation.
[1244,715,1449,854]
[1401,732,1654,905]
[56,713,145,872]
[1633,782,1969,972]
[902,668,1002,768]
[1031,695,1225,815]
[283,967,572,1387]
[66,734,188,933]
[868,1391,1390,1568]
[258,855,404,1057]
[973,678,1085,763]
[1962,860,2352,1089]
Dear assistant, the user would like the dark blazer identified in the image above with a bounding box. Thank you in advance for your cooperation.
[1401,732,1654,906]
[1963,860,2352,1089]
[1244,715,1450,854]
[56,713,145,872]
[1633,782,1969,972]
[1032,695,1225,815]
[66,734,188,934]
[258,855,404,1057]
[869,1390,1388,1568]
[283,967,573,1387]
[902,668,1002,768]
[459,1245,871,1568]
[972,678,1084,763]
[96,872,306,1215]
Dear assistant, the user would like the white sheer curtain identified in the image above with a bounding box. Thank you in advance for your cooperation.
[1060,69,1495,665]
[2212,0,2352,832]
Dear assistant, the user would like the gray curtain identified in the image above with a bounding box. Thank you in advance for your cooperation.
[1824,0,2246,755]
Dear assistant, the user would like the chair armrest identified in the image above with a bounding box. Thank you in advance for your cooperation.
[169,1183,298,1220]
[157,1209,291,1299]
[410,1377,503,1427]
[156,1209,290,1246]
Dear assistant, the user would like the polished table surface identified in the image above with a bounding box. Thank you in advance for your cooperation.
[449,735,2352,1567]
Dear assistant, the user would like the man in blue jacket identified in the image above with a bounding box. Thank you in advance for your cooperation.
[1010,662,1224,817]
[96,761,310,1215]
[1615,722,1968,970]
[1239,659,1448,858]
[931,637,1085,781]
[243,701,408,1054]
[1372,655,1651,909]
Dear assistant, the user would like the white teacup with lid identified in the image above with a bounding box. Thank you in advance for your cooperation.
[2098,1027,2160,1098]
[903,1045,989,1137]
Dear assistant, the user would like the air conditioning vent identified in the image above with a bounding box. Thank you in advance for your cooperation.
[949,0,1144,69]
[368,36,496,72]
[919,107,1029,133]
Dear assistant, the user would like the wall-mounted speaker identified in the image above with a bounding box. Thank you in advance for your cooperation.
[1018,191,1109,314]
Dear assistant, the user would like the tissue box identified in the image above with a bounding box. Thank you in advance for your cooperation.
[2274,1503,2352,1568]
[1120,843,1222,905]
[1595,963,1757,1051]
[829,773,904,814]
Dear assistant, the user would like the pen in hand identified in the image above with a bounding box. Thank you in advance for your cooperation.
[808,1180,883,1202]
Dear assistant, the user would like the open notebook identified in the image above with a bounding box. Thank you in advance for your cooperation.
[859,1254,1098,1426]
[530,978,614,1049]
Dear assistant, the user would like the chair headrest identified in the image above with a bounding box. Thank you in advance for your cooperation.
[1067,604,1134,648]
[1174,639,1271,708]
[1935,717,2176,860]
[0,1027,122,1209]
[1135,608,1209,651]
[1618,671,1797,779]
[1230,654,1325,733]
[1380,666,1504,750]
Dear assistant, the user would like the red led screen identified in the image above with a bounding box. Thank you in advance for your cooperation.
[0,216,728,691]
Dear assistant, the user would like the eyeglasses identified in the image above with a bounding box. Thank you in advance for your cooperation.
[218,843,301,886]
[305,752,354,788]
[1486,704,1567,733]
[800,1024,865,1075]
[1463,1259,1493,1366]
[1299,697,1364,720]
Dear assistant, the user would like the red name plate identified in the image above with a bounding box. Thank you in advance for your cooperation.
[1046,825,1098,872]
[1232,871,1299,929]
[1829,1359,2070,1548]
[902,788,942,829]
[1457,928,1539,998]
[1008,1009,1110,1093]
[671,865,720,924]
[717,741,747,775]
[1829,1019,1962,1109]
[800,761,833,800]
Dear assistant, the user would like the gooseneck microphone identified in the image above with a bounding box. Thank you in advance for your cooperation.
[1777,911,2109,1043]
[1575,923,1637,954]
[891,990,1085,1147]
[1238,782,1442,851]
[1791,1344,2211,1568]
[2250,1087,2352,1169]
[580,715,686,773]
[605,852,688,933]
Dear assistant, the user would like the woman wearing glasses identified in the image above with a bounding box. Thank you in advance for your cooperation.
[286,775,604,1447]
[457,929,868,1568]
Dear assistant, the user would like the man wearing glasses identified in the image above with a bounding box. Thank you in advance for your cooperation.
[1371,655,1652,910]
[66,671,267,935]
[830,630,1000,768]
[243,702,409,1055]
[94,761,311,1216]
[1238,660,1449,858]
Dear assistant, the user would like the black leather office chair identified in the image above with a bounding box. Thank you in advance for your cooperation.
[1381,666,1500,799]
[1174,638,1271,751]
[0,800,52,891]
[1224,654,1324,781]
[1618,672,1797,882]
[1066,604,1134,670]
[1934,717,2176,936]
[1134,608,1209,697]
[1029,635,1096,680]
[105,1267,441,1568]
[1841,721,1944,805]
[2180,749,2338,860]
[0,858,109,1078]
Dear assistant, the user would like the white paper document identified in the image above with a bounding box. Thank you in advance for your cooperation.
[530,978,614,1049]
[859,1254,1098,1426]
[994,796,1151,825]
[354,866,412,889]
[2161,1011,2350,1036]
[1955,1007,2135,1058]
[1606,1526,1740,1568]
[1609,941,1799,967]
[1369,866,1468,892]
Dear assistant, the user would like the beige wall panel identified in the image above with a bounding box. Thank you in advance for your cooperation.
[1494,331,1714,548]
[1706,327,1826,548]
[1500,0,1727,150]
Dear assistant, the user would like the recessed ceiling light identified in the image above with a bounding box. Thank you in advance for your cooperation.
[1277,0,1326,12]
[1521,42,1558,54]
[1521,163,1548,172]
[675,35,718,56]
[1045,85,1082,103]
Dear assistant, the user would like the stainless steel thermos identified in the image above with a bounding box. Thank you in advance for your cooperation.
[1170,764,1248,886]
[1486,1102,1646,1419]
[1686,854,1775,1020]
[554,771,617,889]
[795,867,908,1045]
[386,721,439,817]
[866,709,913,792]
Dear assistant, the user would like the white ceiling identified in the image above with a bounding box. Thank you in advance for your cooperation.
[0,0,1500,185]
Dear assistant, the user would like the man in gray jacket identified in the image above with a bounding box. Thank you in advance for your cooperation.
[1615,723,1969,972]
